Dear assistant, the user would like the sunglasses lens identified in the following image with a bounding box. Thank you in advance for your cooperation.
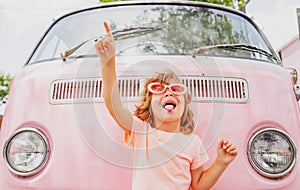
[149,83,165,93]
[148,83,187,94]
[170,85,186,94]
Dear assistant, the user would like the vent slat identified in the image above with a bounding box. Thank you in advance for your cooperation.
[57,83,61,100]
[49,76,249,104]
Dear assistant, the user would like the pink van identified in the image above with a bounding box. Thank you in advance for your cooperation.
[1,1,299,189]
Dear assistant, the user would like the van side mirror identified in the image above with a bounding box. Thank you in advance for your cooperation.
[286,68,298,85]
[286,68,300,101]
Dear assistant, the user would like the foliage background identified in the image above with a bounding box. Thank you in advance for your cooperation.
[0,75,12,104]
[99,0,246,10]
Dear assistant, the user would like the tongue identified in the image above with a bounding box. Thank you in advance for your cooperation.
[164,104,175,111]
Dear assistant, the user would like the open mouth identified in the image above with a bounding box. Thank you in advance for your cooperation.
[163,101,177,111]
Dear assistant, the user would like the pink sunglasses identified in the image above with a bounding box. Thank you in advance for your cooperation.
[147,82,187,95]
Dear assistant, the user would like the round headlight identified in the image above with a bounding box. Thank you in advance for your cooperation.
[248,128,296,178]
[4,128,50,176]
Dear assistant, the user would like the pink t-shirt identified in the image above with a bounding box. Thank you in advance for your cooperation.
[124,117,209,190]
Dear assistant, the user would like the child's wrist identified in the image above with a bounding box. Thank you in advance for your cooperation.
[101,58,114,66]
[215,158,230,168]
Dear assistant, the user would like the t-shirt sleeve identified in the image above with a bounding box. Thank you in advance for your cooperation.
[124,116,147,147]
[190,135,209,170]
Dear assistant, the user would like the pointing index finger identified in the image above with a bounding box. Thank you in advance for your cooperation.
[103,21,111,35]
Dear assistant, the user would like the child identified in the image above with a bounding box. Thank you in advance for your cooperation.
[95,22,238,190]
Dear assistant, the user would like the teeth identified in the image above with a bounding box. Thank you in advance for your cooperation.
[164,103,175,107]
[164,103,176,111]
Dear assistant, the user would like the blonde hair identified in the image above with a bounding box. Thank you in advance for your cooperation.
[133,70,194,134]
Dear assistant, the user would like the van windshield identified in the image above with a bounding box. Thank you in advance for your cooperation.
[28,3,279,64]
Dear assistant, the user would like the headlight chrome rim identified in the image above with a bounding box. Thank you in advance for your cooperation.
[248,128,296,178]
[3,128,50,177]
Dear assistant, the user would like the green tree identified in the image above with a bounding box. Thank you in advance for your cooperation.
[99,1,249,56]
[131,6,246,55]
[99,0,245,11]
[190,0,245,10]
[0,74,12,104]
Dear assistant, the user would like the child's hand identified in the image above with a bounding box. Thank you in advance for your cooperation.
[94,22,115,65]
[216,140,238,165]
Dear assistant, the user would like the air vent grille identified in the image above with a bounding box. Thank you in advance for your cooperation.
[49,76,249,104]
[182,76,248,103]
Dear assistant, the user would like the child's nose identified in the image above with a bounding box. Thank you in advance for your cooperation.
[165,89,174,97]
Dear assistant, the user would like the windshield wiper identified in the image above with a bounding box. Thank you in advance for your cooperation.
[60,39,90,62]
[113,26,162,41]
[60,26,162,62]
[192,44,277,61]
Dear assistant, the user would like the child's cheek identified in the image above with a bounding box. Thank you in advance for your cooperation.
[179,96,186,112]
[150,98,163,113]
[151,96,161,106]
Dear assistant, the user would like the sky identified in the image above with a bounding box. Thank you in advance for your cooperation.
[0,0,299,75]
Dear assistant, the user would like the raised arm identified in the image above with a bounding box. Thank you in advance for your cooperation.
[94,22,133,132]
[191,140,238,190]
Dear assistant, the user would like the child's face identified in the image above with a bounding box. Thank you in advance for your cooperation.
[149,81,186,125]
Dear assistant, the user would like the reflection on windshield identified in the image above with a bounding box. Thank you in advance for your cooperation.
[29,4,278,64]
